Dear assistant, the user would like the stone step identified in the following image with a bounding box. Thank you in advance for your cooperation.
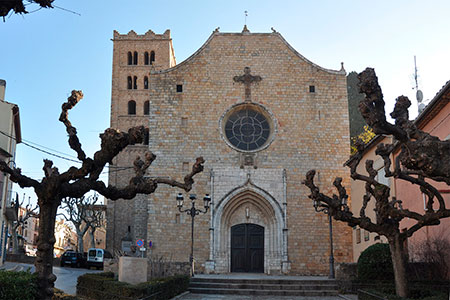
[191,277,336,285]
[189,287,338,296]
[190,282,338,291]
[189,277,339,296]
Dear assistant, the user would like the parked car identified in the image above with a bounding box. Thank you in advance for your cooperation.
[60,250,86,268]
[86,248,113,269]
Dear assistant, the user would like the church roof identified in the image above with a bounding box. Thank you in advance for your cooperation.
[152,27,346,75]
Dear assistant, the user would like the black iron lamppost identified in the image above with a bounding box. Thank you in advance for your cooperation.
[313,199,335,279]
[176,193,211,277]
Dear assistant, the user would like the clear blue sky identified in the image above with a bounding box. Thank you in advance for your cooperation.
[2,0,450,205]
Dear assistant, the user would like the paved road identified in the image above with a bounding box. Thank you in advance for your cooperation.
[1,262,101,295]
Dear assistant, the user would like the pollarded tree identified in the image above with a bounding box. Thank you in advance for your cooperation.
[0,0,53,18]
[86,203,105,249]
[0,91,204,300]
[59,194,99,253]
[303,68,450,298]
[9,194,39,254]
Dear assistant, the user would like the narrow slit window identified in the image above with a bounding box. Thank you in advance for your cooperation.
[127,52,132,65]
[133,76,137,89]
[176,84,183,93]
[144,52,149,65]
[150,51,155,64]
[309,85,315,93]
[144,76,149,89]
[181,117,188,128]
[127,76,132,89]
[128,100,136,115]
[143,130,149,145]
[144,101,150,115]
[133,51,138,65]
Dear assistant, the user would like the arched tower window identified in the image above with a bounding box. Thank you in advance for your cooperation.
[127,76,132,89]
[127,52,132,65]
[133,51,138,65]
[150,51,155,65]
[143,130,149,145]
[144,52,149,65]
[144,76,149,89]
[128,100,136,115]
[133,76,137,89]
[144,101,150,115]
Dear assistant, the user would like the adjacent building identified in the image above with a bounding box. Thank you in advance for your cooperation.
[54,219,77,257]
[350,80,450,262]
[0,79,21,265]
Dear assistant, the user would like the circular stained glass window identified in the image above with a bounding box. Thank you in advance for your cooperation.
[224,107,271,151]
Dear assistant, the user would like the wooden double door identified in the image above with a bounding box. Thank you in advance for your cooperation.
[230,223,264,273]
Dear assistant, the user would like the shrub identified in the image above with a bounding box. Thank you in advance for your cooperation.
[410,236,450,280]
[358,243,394,280]
[0,270,37,300]
[77,272,190,300]
[360,287,448,300]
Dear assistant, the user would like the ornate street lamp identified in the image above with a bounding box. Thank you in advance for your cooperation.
[313,199,335,279]
[176,193,211,277]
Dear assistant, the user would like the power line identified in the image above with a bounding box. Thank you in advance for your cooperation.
[53,5,81,16]
[0,130,82,163]
[0,130,134,170]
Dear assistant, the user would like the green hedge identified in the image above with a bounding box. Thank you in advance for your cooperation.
[359,287,448,300]
[77,272,190,300]
[0,270,37,300]
[358,243,394,280]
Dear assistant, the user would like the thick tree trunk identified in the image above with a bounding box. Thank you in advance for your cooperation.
[89,227,96,248]
[75,226,84,253]
[10,225,20,254]
[35,200,59,300]
[389,234,409,298]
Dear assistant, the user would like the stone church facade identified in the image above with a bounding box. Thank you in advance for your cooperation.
[106,27,352,275]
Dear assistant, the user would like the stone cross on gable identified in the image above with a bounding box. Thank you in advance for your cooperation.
[233,67,262,102]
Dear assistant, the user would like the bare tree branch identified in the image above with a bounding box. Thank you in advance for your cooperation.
[305,67,450,298]
[0,89,205,300]
[0,161,40,189]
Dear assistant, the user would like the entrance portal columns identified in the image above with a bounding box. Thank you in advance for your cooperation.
[207,180,287,274]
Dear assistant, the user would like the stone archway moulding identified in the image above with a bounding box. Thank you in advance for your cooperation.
[206,180,289,274]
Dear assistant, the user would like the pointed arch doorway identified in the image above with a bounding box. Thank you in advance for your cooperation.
[231,223,264,273]
[209,185,289,274]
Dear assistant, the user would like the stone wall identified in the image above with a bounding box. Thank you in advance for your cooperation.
[107,28,352,276]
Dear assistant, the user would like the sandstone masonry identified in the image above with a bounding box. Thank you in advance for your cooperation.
[107,27,352,276]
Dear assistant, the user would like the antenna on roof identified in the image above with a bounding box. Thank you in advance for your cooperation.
[413,56,425,113]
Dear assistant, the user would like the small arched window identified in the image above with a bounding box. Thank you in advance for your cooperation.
[127,52,132,65]
[143,130,149,145]
[144,101,150,115]
[144,76,149,89]
[144,52,149,65]
[150,51,155,65]
[133,51,138,65]
[127,76,132,89]
[128,100,136,115]
[133,76,137,89]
